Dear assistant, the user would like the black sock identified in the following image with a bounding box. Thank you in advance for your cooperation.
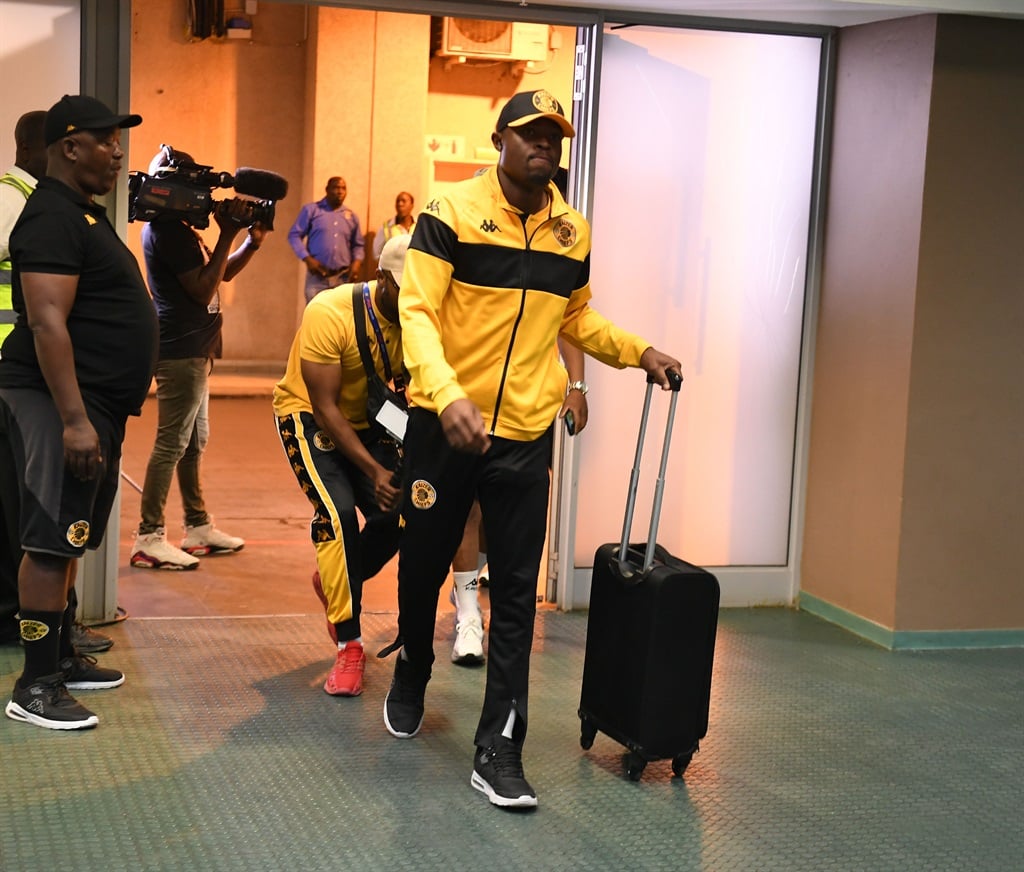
[18,609,63,686]
[58,598,76,660]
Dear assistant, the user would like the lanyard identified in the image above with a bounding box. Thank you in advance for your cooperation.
[361,282,393,383]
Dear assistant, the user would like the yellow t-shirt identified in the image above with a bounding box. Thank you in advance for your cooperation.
[272,281,401,430]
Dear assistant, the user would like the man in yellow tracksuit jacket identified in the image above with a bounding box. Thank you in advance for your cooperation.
[382,89,681,810]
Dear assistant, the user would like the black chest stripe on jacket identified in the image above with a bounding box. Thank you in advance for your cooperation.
[455,243,581,298]
[412,213,585,297]
[411,212,458,261]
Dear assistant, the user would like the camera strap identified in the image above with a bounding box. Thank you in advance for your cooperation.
[352,284,405,400]
[360,282,394,382]
[352,284,408,444]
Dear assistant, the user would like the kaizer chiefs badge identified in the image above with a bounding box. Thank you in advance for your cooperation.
[553,217,576,247]
[410,479,437,510]
[532,90,561,115]
[19,619,49,641]
[313,430,336,451]
[66,520,90,547]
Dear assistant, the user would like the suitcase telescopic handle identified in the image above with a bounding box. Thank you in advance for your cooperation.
[619,368,683,576]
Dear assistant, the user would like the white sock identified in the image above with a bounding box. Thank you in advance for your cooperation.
[452,571,481,622]
[501,707,516,740]
[338,636,362,650]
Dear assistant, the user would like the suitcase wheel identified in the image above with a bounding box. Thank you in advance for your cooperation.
[671,752,693,777]
[624,751,646,782]
[579,717,597,750]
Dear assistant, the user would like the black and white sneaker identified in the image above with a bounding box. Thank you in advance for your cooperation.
[471,736,538,809]
[383,655,428,739]
[5,674,99,730]
[60,654,125,690]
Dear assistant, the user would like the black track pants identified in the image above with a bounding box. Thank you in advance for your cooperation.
[397,408,552,748]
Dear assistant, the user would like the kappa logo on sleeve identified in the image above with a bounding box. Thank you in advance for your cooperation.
[84,214,97,226]
[425,199,441,214]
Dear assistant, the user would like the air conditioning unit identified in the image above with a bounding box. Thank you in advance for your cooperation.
[433,18,550,63]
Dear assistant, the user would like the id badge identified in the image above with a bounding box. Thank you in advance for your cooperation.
[375,398,408,442]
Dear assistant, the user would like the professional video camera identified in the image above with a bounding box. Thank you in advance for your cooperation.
[127,144,289,230]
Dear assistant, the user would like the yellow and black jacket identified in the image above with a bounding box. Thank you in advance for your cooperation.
[400,167,648,442]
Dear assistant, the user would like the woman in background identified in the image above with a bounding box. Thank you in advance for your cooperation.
[372,191,415,259]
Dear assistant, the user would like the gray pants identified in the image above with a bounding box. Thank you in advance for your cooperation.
[138,357,212,533]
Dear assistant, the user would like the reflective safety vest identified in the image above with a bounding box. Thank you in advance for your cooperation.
[0,172,34,344]
[382,218,414,244]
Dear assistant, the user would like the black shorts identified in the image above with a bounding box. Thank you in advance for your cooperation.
[0,388,124,558]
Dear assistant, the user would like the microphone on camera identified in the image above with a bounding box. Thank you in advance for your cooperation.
[232,167,289,202]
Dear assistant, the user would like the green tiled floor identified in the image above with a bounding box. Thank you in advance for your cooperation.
[1,608,1021,871]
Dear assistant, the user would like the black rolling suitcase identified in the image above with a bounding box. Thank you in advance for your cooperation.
[578,371,720,781]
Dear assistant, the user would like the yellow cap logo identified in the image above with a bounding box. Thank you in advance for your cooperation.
[532,90,560,115]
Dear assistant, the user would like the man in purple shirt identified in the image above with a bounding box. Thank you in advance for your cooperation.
[287,176,364,303]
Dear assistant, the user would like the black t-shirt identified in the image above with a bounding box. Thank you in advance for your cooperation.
[142,219,223,360]
[0,177,158,419]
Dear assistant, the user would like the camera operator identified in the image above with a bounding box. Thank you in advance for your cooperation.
[130,148,267,571]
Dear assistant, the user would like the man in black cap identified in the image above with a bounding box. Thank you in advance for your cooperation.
[0,108,116,656]
[382,89,681,809]
[0,94,157,730]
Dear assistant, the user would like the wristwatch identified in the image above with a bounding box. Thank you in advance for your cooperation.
[567,380,589,396]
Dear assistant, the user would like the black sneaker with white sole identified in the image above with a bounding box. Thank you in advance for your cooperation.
[471,736,538,809]
[5,674,99,730]
[383,655,429,739]
[60,654,125,690]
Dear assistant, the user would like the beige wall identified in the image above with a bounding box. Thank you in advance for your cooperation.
[802,15,934,628]
[896,16,1024,629]
[127,0,307,363]
[129,2,573,362]
[802,14,1024,632]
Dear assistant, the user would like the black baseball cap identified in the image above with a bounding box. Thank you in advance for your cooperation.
[495,90,575,138]
[44,94,143,145]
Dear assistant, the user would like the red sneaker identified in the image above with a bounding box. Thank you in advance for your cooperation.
[323,642,365,696]
[311,570,338,644]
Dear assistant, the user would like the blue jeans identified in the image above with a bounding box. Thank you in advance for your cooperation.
[138,357,212,533]
[303,269,348,304]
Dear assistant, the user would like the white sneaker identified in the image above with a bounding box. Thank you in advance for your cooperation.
[181,522,245,556]
[452,614,485,666]
[131,530,200,571]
